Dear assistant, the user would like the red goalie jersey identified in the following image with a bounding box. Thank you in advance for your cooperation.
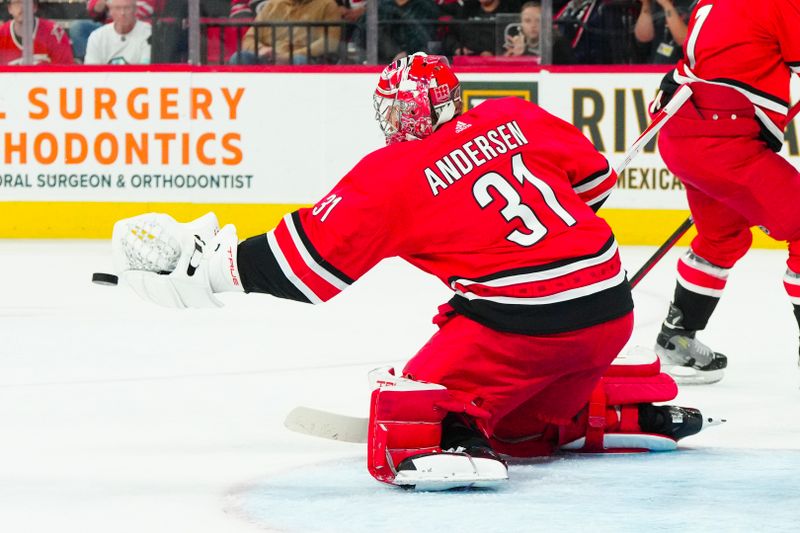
[241,97,631,334]
[669,0,800,148]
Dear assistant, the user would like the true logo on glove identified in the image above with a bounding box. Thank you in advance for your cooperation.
[227,246,240,287]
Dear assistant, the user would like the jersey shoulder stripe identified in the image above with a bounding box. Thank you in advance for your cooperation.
[269,217,347,303]
[290,211,355,286]
[573,162,612,189]
[266,231,324,304]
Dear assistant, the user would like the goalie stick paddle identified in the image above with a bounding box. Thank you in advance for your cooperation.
[284,406,368,443]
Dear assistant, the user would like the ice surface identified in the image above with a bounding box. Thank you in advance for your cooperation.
[0,240,798,532]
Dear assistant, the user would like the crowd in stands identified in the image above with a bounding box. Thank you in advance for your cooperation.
[0,0,696,66]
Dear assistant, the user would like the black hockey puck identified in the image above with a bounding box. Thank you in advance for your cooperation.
[92,272,119,286]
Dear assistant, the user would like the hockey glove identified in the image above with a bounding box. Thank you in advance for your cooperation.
[111,212,243,309]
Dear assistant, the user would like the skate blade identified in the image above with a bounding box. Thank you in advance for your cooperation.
[663,364,724,385]
[701,415,726,429]
[395,476,508,491]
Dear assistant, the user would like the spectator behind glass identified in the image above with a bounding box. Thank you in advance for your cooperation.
[557,0,635,64]
[375,0,441,63]
[84,0,151,64]
[230,0,342,64]
[70,1,157,63]
[504,0,573,63]
[451,0,519,57]
[337,0,366,22]
[0,0,73,65]
[634,0,696,64]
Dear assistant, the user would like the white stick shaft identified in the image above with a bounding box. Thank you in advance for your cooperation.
[614,84,693,175]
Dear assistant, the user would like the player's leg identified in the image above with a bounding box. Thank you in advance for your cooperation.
[369,306,633,488]
[653,184,746,383]
[786,240,800,363]
[366,306,513,490]
[407,310,633,456]
[492,348,719,455]
[762,161,800,363]
[657,83,800,380]
[365,366,507,490]
[654,91,753,383]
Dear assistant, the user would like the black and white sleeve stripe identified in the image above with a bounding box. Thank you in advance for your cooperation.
[236,233,312,303]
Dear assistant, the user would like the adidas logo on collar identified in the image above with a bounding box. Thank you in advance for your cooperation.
[455,120,471,133]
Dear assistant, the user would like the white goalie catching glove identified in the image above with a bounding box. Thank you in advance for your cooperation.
[111,212,244,309]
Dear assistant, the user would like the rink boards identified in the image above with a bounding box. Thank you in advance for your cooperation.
[0,65,797,247]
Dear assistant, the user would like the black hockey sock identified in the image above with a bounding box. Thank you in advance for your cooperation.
[440,413,491,451]
[794,304,800,331]
[672,283,720,332]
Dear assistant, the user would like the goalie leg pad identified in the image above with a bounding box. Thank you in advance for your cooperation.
[367,368,505,489]
[368,387,449,484]
[560,351,680,453]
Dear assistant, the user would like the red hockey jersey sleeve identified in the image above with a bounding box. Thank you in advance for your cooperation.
[237,150,412,304]
[564,133,616,209]
[519,100,615,209]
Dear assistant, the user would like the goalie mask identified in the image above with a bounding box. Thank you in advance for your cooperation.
[374,52,462,145]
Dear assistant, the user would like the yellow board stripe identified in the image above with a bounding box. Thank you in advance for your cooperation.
[600,208,783,249]
[0,202,785,249]
[0,201,307,239]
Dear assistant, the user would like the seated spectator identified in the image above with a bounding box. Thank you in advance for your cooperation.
[376,0,441,62]
[0,0,73,65]
[634,0,696,64]
[337,0,365,20]
[504,1,573,63]
[450,0,520,57]
[230,0,342,64]
[84,0,151,64]
[70,1,158,62]
[333,0,365,62]
[205,1,256,64]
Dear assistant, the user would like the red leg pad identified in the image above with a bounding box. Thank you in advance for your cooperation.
[367,385,451,484]
[559,351,679,453]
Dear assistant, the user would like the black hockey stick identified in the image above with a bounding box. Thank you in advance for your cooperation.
[611,85,694,289]
[629,215,694,289]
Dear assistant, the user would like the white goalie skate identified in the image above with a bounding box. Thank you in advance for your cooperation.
[393,446,508,491]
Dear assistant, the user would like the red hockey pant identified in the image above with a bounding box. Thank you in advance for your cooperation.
[658,83,800,273]
[402,306,634,436]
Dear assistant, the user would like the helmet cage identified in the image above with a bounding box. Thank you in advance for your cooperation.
[373,53,462,144]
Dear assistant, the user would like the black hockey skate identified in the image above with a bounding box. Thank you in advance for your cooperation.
[393,413,508,491]
[638,403,725,441]
[655,304,728,385]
